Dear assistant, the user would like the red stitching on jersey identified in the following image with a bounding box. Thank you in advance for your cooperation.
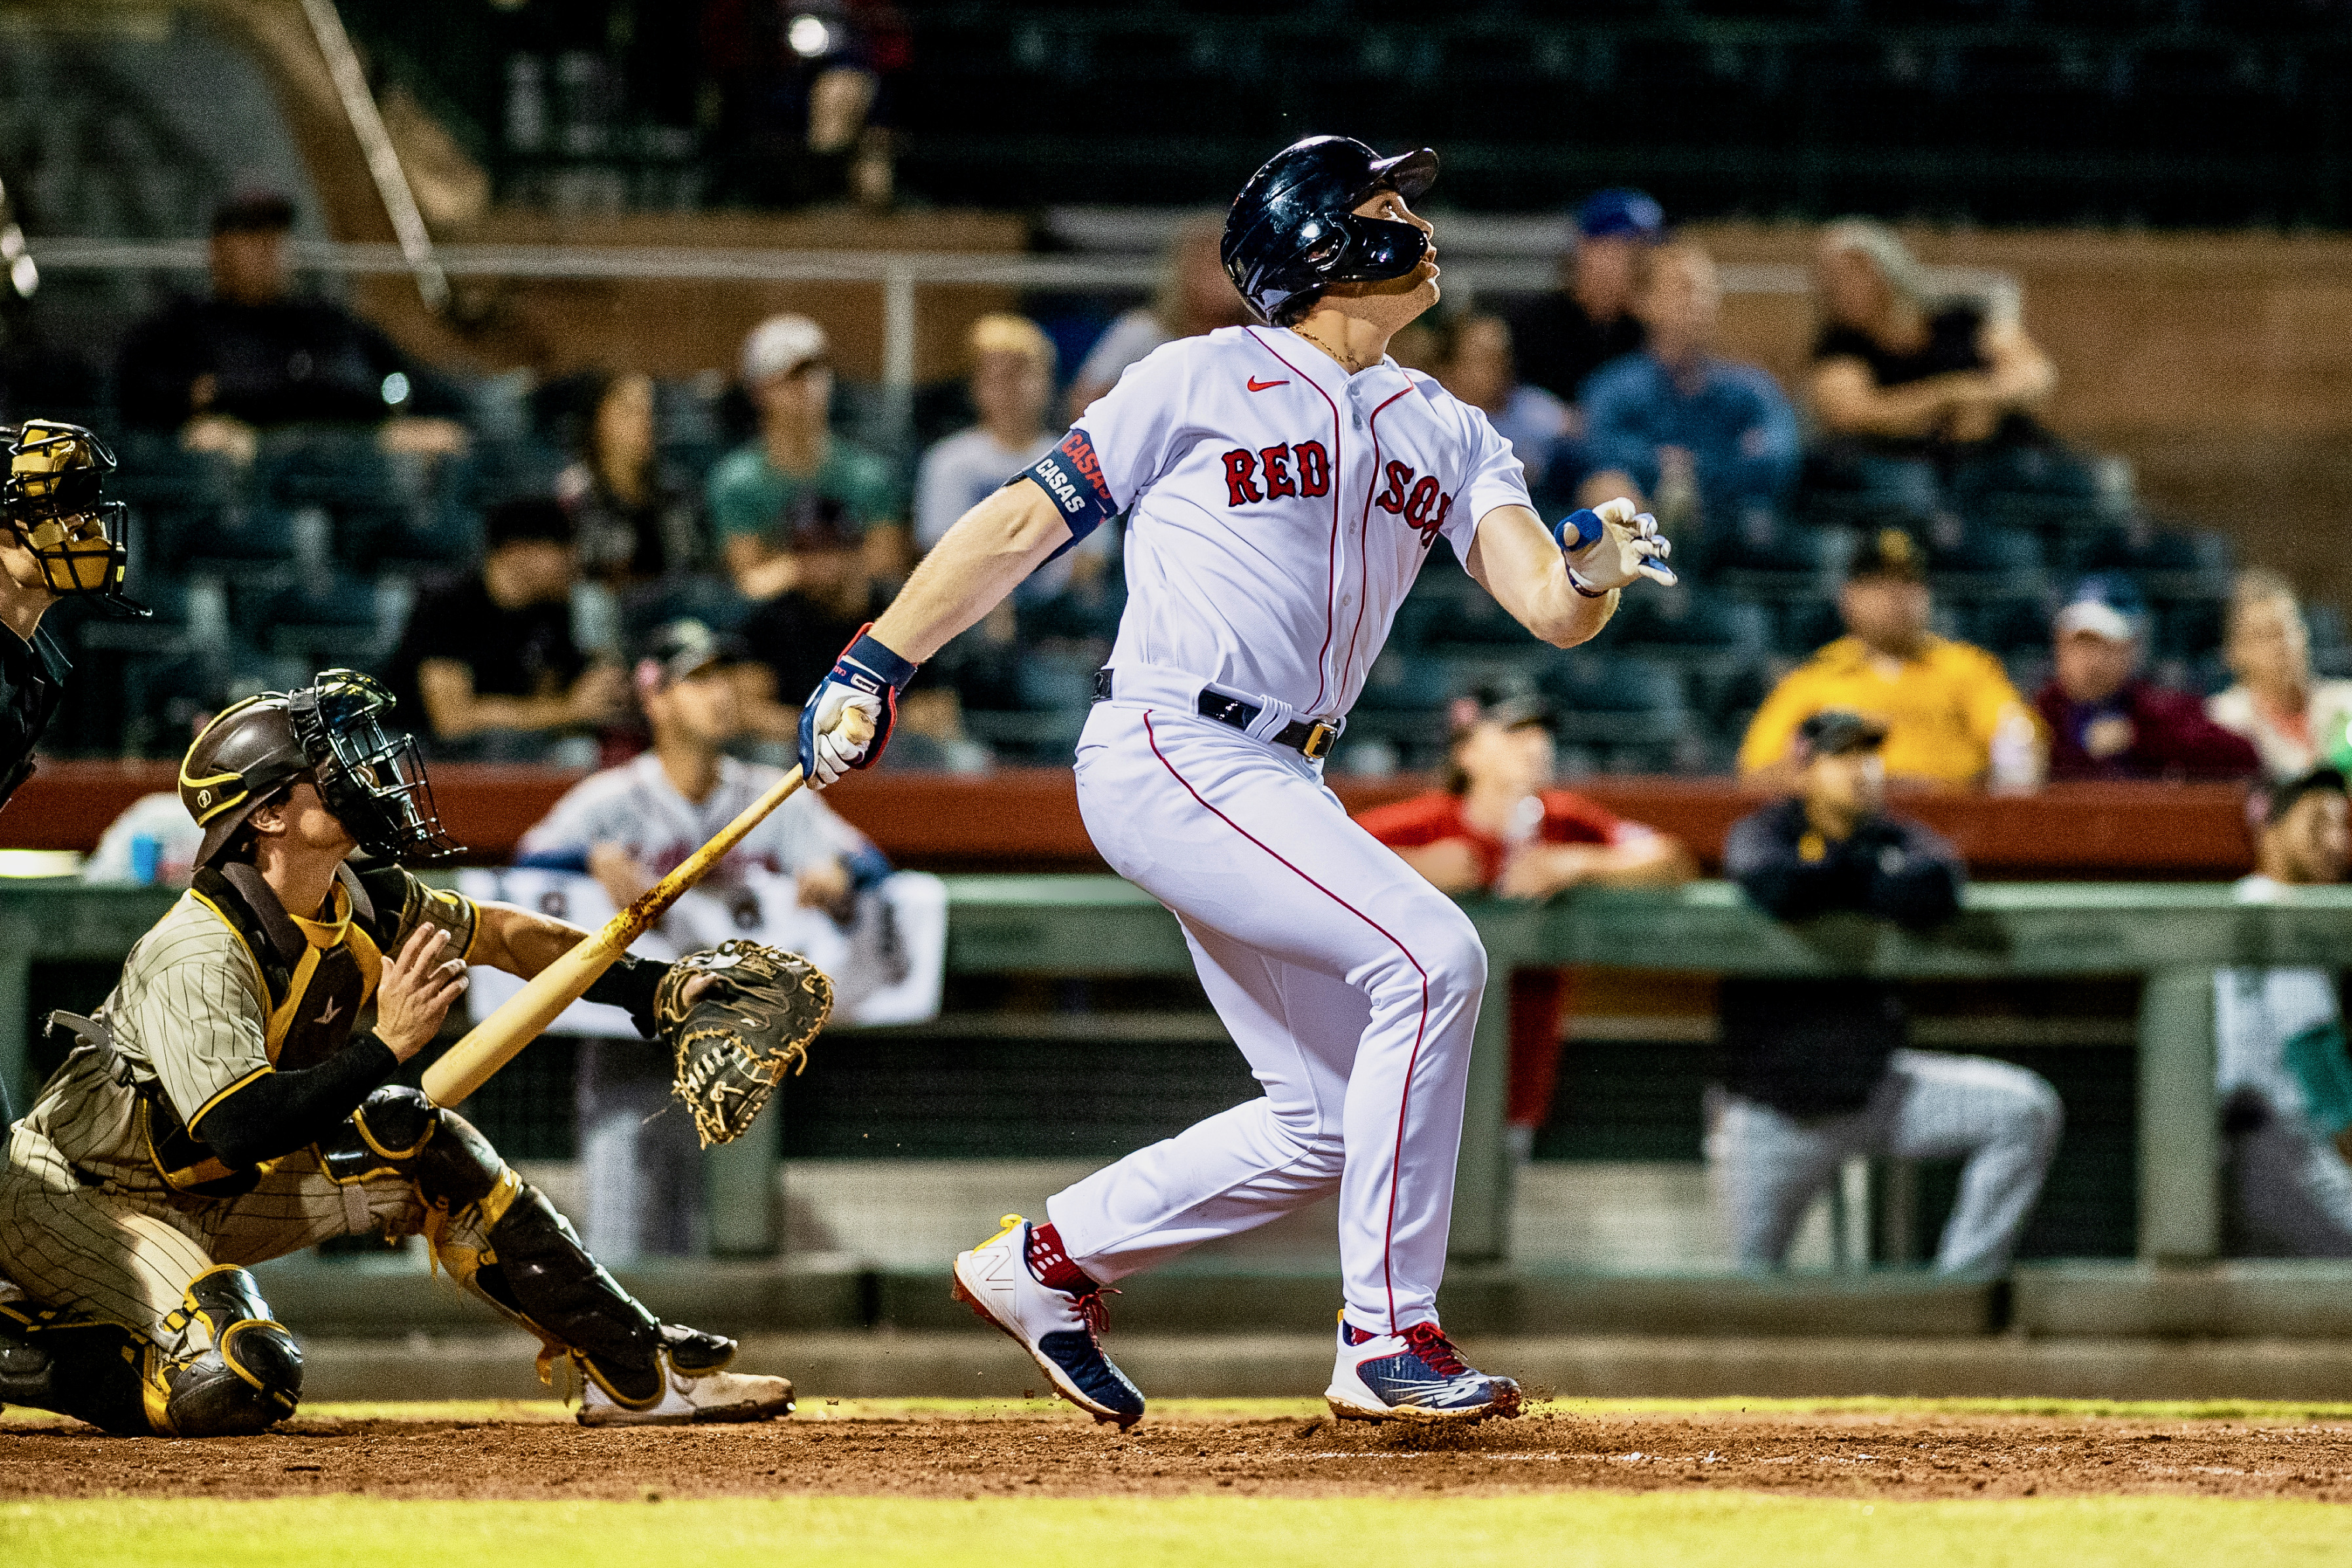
[1340,387,1415,713]
[1244,328,1343,714]
[1142,708,1432,1335]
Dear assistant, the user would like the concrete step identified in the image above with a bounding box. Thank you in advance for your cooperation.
[294,1329,2352,1404]
[2014,1260,2352,1338]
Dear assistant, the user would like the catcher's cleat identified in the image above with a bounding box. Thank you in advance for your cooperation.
[576,1329,794,1428]
[950,1214,1144,1430]
[1324,1314,1522,1423]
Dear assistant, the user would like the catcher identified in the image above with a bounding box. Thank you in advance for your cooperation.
[0,669,830,1436]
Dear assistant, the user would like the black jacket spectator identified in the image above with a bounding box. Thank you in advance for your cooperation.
[115,294,452,432]
[1718,797,1964,1117]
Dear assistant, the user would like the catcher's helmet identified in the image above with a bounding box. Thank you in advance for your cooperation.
[181,670,459,869]
[3,419,147,617]
[1220,136,1438,327]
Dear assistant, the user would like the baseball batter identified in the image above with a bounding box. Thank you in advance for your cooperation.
[0,670,794,1434]
[796,136,1673,1425]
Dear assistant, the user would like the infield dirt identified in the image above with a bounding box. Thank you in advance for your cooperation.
[6,1404,2351,1504]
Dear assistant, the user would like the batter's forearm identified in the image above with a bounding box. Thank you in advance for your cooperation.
[869,482,1075,662]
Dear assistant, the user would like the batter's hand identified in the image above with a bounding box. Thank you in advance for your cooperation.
[376,925,469,1062]
[798,625,916,788]
[1556,497,1676,592]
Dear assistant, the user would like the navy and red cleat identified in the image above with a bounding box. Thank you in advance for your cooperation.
[1325,1314,1522,1423]
[950,1214,1146,1429]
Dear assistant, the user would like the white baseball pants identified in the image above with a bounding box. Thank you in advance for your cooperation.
[1050,689,1488,1333]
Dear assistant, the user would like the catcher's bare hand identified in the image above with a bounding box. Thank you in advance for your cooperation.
[1564,496,1676,592]
[377,925,469,1061]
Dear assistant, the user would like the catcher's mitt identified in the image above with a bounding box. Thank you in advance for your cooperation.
[659,940,833,1147]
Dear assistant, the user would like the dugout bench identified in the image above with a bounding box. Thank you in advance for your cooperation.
[6,876,2352,1267]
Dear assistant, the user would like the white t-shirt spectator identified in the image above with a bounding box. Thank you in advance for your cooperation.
[916,425,1108,600]
[2208,681,2352,782]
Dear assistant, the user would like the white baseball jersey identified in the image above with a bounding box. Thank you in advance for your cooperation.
[516,752,872,881]
[1013,322,1538,1339]
[1034,324,1533,719]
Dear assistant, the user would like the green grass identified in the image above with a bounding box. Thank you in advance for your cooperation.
[4,1495,2349,1568]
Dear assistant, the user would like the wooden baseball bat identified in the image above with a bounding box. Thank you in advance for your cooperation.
[421,709,874,1106]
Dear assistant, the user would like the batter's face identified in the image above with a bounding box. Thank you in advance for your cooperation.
[1321,189,1440,324]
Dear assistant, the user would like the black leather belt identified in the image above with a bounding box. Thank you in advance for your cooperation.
[1091,668,1341,761]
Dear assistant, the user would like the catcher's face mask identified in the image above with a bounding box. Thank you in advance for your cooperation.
[3,420,147,617]
[287,669,462,864]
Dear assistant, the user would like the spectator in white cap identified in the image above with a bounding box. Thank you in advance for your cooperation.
[707,312,908,604]
[2033,574,2258,782]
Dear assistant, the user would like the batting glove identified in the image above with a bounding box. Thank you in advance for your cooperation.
[1554,497,1676,594]
[799,624,917,788]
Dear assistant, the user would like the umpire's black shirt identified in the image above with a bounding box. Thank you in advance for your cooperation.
[1718,797,1965,1119]
[0,621,69,812]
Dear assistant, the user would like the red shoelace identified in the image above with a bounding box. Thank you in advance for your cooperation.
[1401,1322,1468,1377]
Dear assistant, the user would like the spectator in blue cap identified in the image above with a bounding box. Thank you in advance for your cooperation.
[2034,574,2258,781]
[1506,187,1666,408]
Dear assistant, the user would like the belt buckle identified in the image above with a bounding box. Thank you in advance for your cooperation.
[1300,721,1339,761]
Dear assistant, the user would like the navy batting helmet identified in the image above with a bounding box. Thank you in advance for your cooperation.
[1221,136,1438,327]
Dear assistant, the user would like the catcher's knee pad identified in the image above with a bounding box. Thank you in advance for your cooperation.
[466,1183,665,1407]
[162,1266,301,1437]
[339,1086,515,1219]
[0,1297,166,1436]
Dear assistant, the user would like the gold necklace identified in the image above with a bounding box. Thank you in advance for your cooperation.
[1292,322,1364,374]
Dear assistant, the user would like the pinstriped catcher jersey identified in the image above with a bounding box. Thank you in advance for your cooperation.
[1041,324,1532,719]
[12,862,476,1198]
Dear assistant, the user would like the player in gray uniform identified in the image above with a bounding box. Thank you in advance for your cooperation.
[514,619,891,1259]
[0,670,793,1435]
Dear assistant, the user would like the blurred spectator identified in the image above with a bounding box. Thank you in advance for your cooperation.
[1578,240,1801,532]
[1739,527,2041,790]
[82,790,202,887]
[1423,313,1574,502]
[701,0,907,210]
[384,497,627,759]
[1714,709,2062,1275]
[2209,568,2352,782]
[514,618,889,1260]
[917,314,1109,600]
[114,191,469,463]
[1504,188,1663,406]
[553,371,706,590]
[2220,769,2352,1257]
[2035,575,2258,782]
[709,313,908,601]
[1805,219,2060,510]
[732,491,881,740]
[1065,214,1252,419]
[1357,687,1694,1163]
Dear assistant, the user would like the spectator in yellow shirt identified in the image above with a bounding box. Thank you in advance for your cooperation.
[1739,527,2041,789]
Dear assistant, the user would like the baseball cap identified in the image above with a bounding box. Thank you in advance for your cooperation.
[211,189,296,237]
[2249,766,2348,833]
[741,313,829,385]
[1794,708,1888,761]
[2054,573,2148,644]
[482,496,574,549]
[635,618,738,691]
[1575,189,1665,243]
[1847,526,1927,584]
[1448,683,1556,740]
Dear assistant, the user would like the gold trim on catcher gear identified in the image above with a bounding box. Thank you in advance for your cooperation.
[657,940,834,1147]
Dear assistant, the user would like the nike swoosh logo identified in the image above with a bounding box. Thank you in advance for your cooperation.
[1247,377,1288,392]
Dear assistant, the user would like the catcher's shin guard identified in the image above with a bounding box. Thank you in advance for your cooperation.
[351,1087,674,1407]
[0,1296,168,1435]
[159,1265,303,1436]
